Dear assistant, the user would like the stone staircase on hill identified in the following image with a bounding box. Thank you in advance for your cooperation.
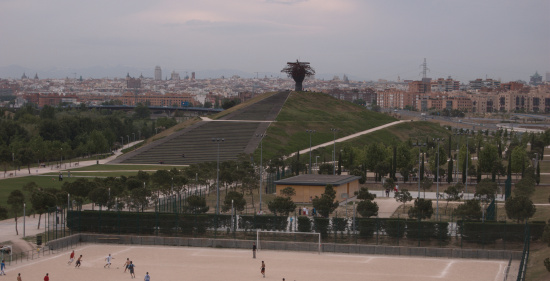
[111,91,290,165]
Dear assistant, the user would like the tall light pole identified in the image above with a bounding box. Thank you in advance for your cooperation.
[413,141,426,199]
[23,203,26,237]
[212,138,224,215]
[433,138,444,220]
[454,131,461,183]
[315,156,320,172]
[465,133,470,199]
[256,134,266,211]
[330,128,339,175]
[306,130,315,174]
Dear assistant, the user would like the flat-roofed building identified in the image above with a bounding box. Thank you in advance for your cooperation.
[274,174,361,203]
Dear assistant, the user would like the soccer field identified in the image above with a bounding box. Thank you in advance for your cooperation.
[5,244,509,281]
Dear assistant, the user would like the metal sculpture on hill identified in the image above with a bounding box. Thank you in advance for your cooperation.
[281,60,315,91]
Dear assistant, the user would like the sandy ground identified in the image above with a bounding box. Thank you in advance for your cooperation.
[3,244,509,281]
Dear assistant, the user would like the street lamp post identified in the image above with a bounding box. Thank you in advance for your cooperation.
[315,156,319,172]
[306,130,315,174]
[413,142,426,198]
[454,131,461,183]
[330,128,339,175]
[256,134,266,211]
[23,203,26,237]
[212,138,224,215]
[433,138,444,220]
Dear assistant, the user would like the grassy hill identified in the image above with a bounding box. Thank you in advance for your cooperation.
[260,91,397,159]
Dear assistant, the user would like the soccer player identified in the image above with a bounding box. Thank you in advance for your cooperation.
[75,255,83,268]
[104,254,114,268]
[123,258,131,272]
[260,261,265,278]
[128,261,136,279]
[144,272,150,281]
[17,273,22,281]
[68,251,75,265]
[44,273,49,281]
[252,242,257,259]
[0,259,5,275]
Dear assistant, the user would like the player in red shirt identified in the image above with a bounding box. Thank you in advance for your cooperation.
[67,251,75,265]
[44,273,49,281]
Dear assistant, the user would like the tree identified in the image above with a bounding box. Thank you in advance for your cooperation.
[407,198,433,220]
[186,195,209,214]
[267,197,296,216]
[356,187,375,201]
[7,190,25,235]
[312,185,339,218]
[129,187,151,212]
[280,187,296,198]
[356,200,378,218]
[280,60,315,91]
[222,191,247,213]
[0,206,7,220]
[420,178,433,198]
[88,187,109,210]
[318,163,334,175]
[454,200,482,220]
[474,179,498,203]
[514,177,536,199]
[444,183,464,209]
[505,196,536,223]
[30,190,57,229]
[133,103,151,119]
[394,189,413,204]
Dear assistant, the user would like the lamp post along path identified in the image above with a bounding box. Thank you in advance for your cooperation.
[256,134,267,212]
[212,138,225,215]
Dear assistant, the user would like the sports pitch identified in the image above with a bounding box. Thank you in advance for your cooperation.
[6,244,510,281]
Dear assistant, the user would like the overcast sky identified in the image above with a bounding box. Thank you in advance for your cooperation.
[1,0,548,82]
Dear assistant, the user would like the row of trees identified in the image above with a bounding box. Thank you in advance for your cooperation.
[0,104,178,174]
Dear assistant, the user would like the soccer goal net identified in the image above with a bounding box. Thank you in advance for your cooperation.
[0,245,12,262]
[256,230,321,254]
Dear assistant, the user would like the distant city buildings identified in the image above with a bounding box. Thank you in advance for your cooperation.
[1,68,549,113]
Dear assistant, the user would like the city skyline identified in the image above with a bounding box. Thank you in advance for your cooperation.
[1,0,548,82]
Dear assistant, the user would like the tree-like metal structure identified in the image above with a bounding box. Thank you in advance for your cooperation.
[281,60,315,91]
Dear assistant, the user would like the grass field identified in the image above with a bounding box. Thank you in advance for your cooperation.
[5,244,511,281]
[67,164,182,172]
[260,91,396,159]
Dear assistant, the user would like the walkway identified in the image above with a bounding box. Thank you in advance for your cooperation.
[289,120,411,157]
[0,141,143,180]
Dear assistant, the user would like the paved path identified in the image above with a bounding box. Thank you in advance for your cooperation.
[0,140,143,180]
[289,120,410,158]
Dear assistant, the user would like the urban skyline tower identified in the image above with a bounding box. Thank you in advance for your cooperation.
[154,66,162,80]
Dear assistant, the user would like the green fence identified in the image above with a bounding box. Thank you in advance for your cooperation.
[63,209,544,251]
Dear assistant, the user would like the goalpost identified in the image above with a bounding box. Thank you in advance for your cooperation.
[256,230,321,254]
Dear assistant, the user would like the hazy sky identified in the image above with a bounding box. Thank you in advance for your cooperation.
[1,0,548,81]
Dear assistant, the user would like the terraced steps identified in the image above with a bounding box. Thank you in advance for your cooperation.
[112,91,289,165]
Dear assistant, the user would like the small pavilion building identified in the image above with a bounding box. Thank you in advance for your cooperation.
[274,174,361,203]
